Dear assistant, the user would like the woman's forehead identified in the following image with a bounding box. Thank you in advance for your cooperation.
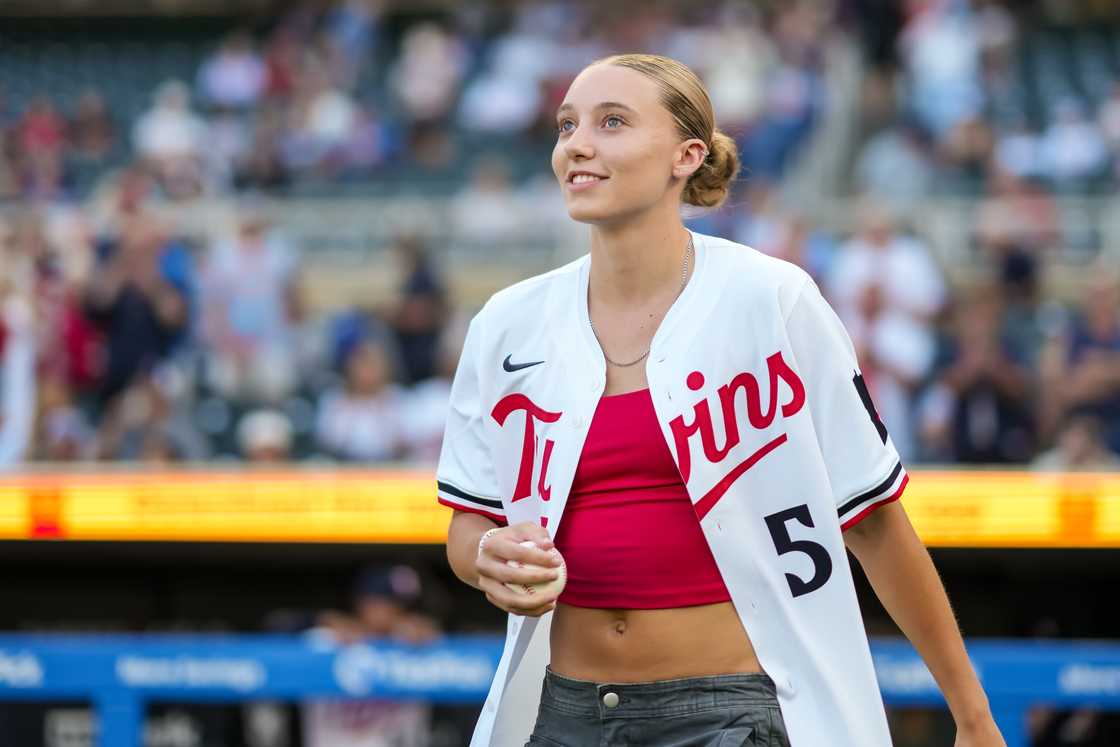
[559,64,661,115]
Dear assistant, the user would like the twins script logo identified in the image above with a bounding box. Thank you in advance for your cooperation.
[487,350,806,522]
[671,351,805,519]
[490,393,561,505]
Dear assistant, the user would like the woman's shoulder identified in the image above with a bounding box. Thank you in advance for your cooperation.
[696,231,812,302]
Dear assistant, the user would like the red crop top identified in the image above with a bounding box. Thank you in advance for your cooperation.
[553,388,731,609]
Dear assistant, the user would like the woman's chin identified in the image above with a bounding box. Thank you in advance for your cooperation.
[566,203,621,225]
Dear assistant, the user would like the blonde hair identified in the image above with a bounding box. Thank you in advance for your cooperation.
[593,53,740,209]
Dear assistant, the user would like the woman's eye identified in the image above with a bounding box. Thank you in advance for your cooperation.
[557,120,574,134]
[604,115,623,128]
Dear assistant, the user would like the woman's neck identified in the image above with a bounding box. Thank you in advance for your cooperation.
[588,213,692,308]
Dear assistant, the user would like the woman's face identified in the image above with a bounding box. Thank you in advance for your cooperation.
[551,64,701,226]
[347,342,389,395]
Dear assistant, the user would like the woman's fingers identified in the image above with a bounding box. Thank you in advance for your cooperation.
[479,576,559,615]
[482,525,562,568]
[505,540,562,568]
[478,554,560,586]
[508,521,555,550]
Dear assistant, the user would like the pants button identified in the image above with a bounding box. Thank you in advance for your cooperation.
[602,691,619,708]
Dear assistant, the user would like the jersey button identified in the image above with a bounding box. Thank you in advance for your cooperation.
[602,691,620,708]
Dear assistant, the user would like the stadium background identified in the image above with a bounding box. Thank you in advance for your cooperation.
[1,0,1119,745]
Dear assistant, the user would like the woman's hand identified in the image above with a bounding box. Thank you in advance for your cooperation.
[953,714,1007,747]
[475,521,564,617]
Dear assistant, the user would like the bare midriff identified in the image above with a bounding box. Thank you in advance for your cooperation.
[549,601,763,683]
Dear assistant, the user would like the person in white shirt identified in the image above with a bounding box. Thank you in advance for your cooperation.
[438,54,1004,747]
[316,338,407,462]
[827,201,946,461]
[0,291,34,468]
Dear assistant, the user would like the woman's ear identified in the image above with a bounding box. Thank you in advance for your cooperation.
[673,138,708,180]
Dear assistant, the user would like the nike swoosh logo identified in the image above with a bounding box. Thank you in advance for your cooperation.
[503,354,545,372]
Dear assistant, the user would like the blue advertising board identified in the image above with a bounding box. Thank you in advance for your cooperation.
[2,635,1119,746]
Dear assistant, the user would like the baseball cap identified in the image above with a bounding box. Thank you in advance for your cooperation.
[352,565,422,606]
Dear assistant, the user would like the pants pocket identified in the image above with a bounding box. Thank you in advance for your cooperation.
[715,724,756,746]
[525,738,568,747]
[765,705,791,747]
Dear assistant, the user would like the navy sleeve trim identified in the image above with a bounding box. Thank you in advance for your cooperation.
[437,480,504,510]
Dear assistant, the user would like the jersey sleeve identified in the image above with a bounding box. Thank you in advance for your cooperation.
[435,314,507,525]
[785,279,909,531]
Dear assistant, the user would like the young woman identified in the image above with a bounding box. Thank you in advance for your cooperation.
[440,54,1005,747]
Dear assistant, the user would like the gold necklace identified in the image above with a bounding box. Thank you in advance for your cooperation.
[589,235,694,368]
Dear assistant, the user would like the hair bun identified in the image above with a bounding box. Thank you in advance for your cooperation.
[683,129,740,209]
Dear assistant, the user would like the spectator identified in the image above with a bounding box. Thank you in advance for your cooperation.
[389,236,448,384]
[31,374,93,462]
[827,201,946,460]
[918,291,1034,463]
[83,214,190,408]
[685,6,775,135]
[450,155,527,245]
[1099,81,1120,172]
[829,201,947,327]
[17,95,66,161]
[738,44,823,181]
[13,98,68,198]
[197,32,267,110]
[3,212,87,384]
[457,63,543,135]
[237,408,293,463]
[68,88,115,162]
[303,565,437,747]
[898,0,984,139]
[993,117,1045,182]
[938,114,993,187]
[311,565,437,645]
[280,56,359,176]
[996,248,1048,368]
[238,106,289,189]
[1032,410,1120,471]
[199,206,300,403]
[204,108,252,191]
[0,271,35,468]
[262,27,301,101]
[132,80,208,197]
[1042,270,1120,454]
[93,372,207,463]
[854,118,936,213]
[315,338,407,462]
[974,167,1060,257]
[388,23,468,125]
[322,0,383,90]
[1039,98,1109,189]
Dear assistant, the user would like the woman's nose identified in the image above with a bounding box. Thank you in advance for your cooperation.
[563,126,595,160]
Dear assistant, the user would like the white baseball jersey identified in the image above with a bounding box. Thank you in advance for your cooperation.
[436,230,909,747]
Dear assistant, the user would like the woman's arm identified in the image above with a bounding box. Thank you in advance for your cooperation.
[843,502,1005,745]
[446,510,564,617]
[446,510,501,591]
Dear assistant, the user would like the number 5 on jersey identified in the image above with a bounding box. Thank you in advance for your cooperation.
[764,504,833,598]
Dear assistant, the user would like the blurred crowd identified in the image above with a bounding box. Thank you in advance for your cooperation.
[0,0,1119,472]
[0,0,834,467]
[853,0,1120,208]
[687,0,1120,470]
[0,0,829,200]
[0,194,457,465]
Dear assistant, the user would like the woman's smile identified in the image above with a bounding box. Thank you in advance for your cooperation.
[568,174,608,192]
